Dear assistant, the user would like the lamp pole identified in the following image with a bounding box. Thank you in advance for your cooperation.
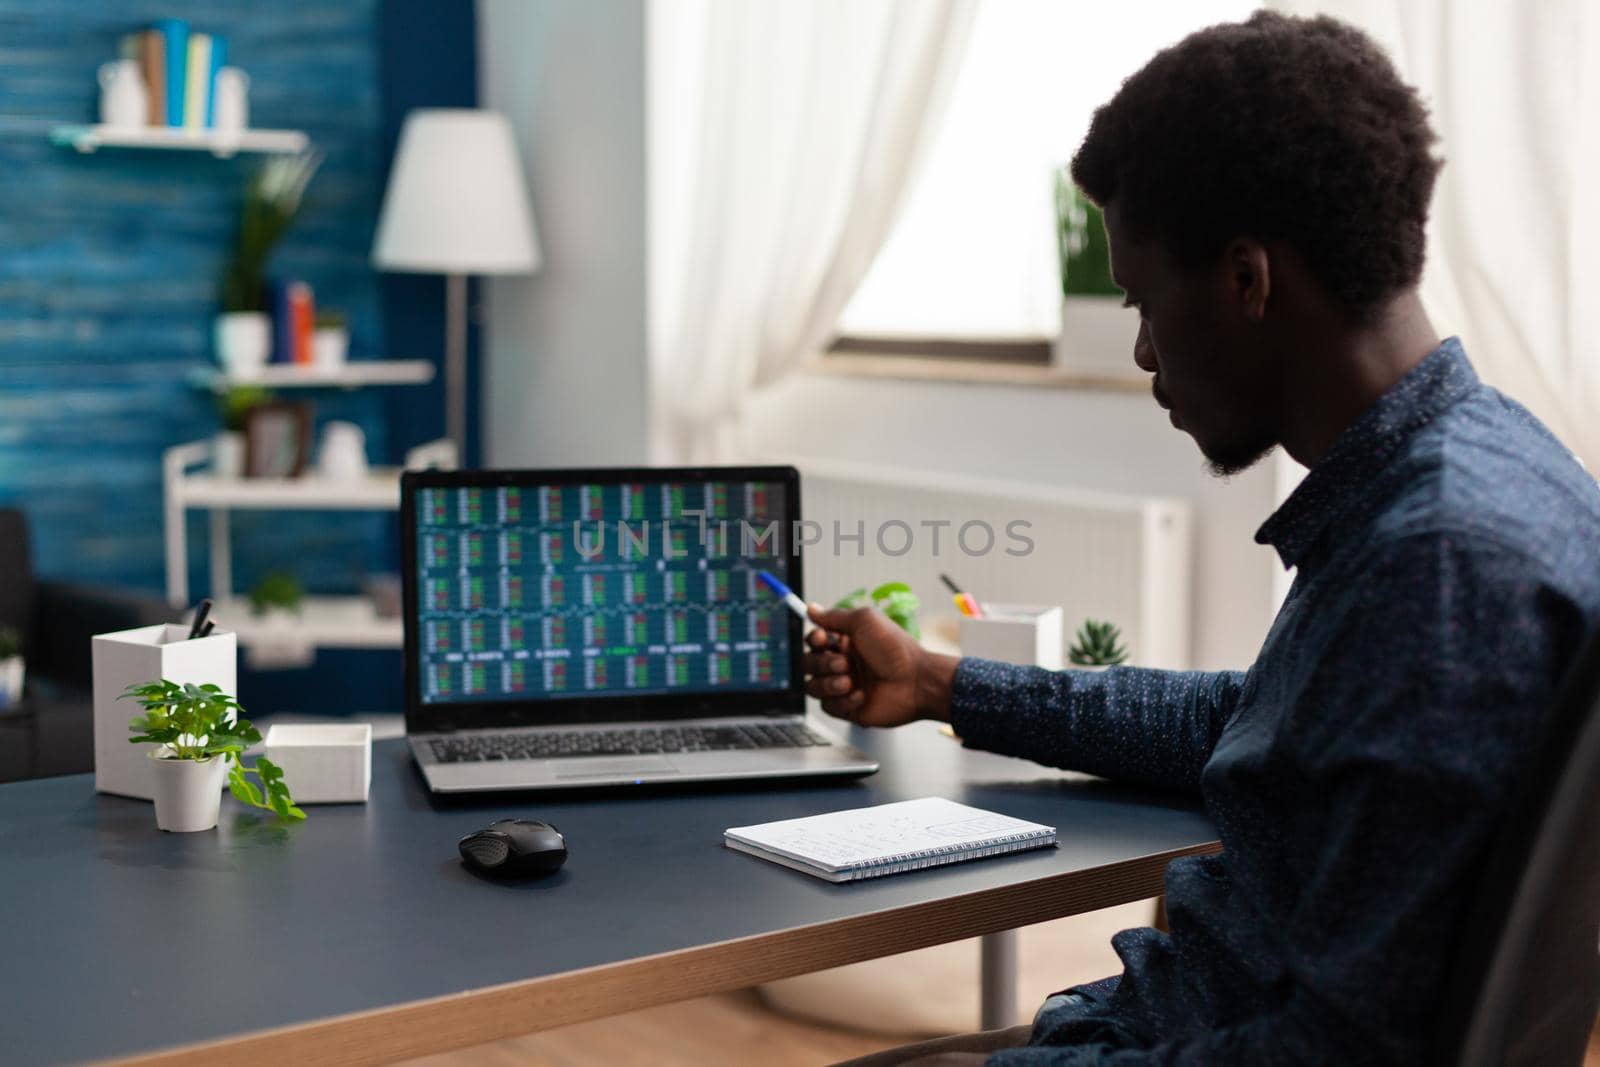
[446,272,468,462]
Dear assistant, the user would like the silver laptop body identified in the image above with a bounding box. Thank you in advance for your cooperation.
[400,465,878,794]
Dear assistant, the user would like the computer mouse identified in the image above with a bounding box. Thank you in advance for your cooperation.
[458,818,568,876]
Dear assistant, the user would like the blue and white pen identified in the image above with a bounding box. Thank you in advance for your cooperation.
[757,571,840,648]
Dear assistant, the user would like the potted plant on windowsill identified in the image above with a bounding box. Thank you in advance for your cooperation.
[1069,618,1129,670]
[0,626,25,711]
[124,679,305,832]
[215,151,322,380]
[1052,170,1139,376]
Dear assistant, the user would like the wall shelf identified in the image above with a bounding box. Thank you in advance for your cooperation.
[50,124,309,158]
[189,360,436,391]
[163,437,456,659]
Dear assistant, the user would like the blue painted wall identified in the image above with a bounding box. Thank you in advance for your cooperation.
[0,0,476,713]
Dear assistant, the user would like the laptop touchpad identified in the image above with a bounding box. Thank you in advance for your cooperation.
[551,756,678,778]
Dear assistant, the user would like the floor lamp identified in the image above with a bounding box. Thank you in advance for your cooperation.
[372,109,540,462]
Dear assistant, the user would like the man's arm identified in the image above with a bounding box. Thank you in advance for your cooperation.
[949,662,1246,792]
[803,603,1247,793]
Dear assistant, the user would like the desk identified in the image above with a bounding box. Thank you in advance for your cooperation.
[0,720,1218,1066]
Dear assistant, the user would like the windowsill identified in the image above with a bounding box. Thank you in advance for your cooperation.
[806,352,1147,392]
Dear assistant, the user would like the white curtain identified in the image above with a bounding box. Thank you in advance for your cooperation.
[1274,0,1600,469]
[648,0,977,463]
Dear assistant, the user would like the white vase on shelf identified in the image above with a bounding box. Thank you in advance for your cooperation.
[213,431,245,479]
[98,60,147,130]
[214,312,271,380]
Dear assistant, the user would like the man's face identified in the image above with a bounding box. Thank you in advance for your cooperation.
[1102,201,1280,477]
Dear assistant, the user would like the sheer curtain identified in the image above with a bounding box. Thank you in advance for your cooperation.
[1275,0,1600,469]
[648,0,976,463]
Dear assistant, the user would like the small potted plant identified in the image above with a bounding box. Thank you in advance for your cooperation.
[249,570,304,621]
[312,309,349,371]
[0,625,24,711]
[1052,170,1138,375]
[213,383,274,479]
[1069,618,1128,669]
[215,151,322,379]
[124,679,305,832]
[834,582,921,639]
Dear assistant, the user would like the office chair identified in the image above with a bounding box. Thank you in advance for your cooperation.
[1436,624,1600,1066]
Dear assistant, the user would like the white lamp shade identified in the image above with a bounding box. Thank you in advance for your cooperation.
[372,108,541,275]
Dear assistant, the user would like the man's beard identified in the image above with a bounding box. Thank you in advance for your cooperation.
[1203,439,1278,480]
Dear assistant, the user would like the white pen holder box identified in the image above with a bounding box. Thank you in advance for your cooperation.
[958,604,1064,670]
[92,624,237,799]
[264,723,371,803]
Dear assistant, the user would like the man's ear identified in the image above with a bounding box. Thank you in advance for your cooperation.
[1224,238,1271,322]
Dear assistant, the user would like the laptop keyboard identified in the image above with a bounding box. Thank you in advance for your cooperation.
[427,723,833,763]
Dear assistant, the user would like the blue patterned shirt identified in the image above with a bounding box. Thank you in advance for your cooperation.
[951,339,1600,1065]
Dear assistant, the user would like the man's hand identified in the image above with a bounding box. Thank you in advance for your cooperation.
[802,604,957,727]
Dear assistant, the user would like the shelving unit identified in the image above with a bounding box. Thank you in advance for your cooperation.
[163,437,456,665]
[50,124,309,158]
[189,360,436,391]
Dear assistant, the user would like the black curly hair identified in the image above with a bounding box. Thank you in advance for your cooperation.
[1071,11,1442,322]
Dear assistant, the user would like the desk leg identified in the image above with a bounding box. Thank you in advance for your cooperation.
[980,928,1017,1030]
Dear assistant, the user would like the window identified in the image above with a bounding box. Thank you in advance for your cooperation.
[833,0,1254,353]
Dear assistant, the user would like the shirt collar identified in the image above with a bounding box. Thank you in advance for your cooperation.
[1255,337,1479,569]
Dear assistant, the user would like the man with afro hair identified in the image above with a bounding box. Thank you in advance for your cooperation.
[818,11,1600,1065]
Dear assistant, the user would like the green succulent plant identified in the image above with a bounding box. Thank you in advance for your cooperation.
[834,581,921,640]
[123,679,305,821]
[248,571,304,615]
[0,625,22,660]
[1069,619,1128,667]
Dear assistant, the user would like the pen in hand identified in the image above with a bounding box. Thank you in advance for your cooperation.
[756,571,841,650]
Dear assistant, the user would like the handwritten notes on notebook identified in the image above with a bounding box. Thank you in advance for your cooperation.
[724,797,1056,883]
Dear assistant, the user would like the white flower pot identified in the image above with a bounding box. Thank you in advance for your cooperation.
[214,312,271,380]
[1052,295,1142,377]
[213,431,245,479]
[0,655,24,710]
[148,752,228,832]
[312,326,348,371]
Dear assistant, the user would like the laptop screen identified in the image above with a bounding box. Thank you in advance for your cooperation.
[401,467,804,730]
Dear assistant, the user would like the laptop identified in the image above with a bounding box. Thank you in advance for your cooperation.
[400,465,880,793]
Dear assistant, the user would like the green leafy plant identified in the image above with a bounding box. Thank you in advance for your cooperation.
[1054,169,1121,298]
[249,571,304,615]
[0,625,21,660]
[215,384,276,433]
[219,150,324,313]
[123,680,305,821]
[1069,619,1128,666]
[834,582,921,640]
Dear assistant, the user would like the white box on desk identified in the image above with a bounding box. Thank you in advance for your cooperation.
[92,624,237,800]
[264,723,371,803]
[958,604,1063,670]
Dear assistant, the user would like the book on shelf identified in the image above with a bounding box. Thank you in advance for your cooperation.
[136,29,166,127]
[272,281,316,365]
[183,34,211,130]
[152,18,187,127]
[205,36,228,128]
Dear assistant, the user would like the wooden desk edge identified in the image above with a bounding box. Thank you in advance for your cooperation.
[101,842,1221,1067]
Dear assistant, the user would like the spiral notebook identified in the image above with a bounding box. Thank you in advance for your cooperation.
[724,797,1057,883]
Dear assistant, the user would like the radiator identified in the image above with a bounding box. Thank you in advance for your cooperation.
[786,456,1192,670]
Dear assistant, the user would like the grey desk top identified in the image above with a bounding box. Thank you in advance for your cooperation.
[0,720,1216,1066]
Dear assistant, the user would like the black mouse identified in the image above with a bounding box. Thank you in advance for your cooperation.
[458,818,568,876]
